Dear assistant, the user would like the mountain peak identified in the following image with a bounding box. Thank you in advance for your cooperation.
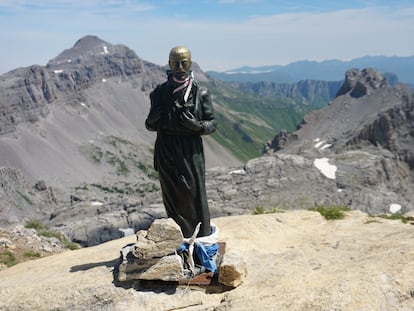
[73,35,111,50]
[335,68,388,98]
[47,35,114,68]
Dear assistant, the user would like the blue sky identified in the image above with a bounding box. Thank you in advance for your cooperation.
[0,0,413,74]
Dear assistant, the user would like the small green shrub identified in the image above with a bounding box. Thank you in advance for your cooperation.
[39,230,79,250]
[140,183,159,193]
[25,220,47,230]
[24,251,41,258]
[91,182,158,194]
[38,230,61,239]
[253,206,265,214]
[253,206,285,215]
[65,242,79,251]
[308,205,350,220]
[0,250,17,267]
[91,183,124,193]
[106,135,130,147]
[105,152,129,175]
[91,146,104,163]
[17,191,33,205]
[136,161,158,179]
[75,184,89,191]
[376,213,414,224]
[117,160,129,175]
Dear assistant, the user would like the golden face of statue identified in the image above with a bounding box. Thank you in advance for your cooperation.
[168,46,192,79]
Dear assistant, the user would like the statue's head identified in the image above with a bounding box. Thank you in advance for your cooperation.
[168,46,192,80]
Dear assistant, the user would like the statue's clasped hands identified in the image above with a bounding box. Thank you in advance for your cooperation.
[179,110,203,132]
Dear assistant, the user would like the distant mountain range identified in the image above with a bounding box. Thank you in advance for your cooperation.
[207,55,414,85]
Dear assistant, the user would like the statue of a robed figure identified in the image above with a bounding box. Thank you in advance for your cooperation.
[145,46,216,239]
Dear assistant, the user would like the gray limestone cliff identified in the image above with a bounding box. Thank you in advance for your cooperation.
[264,68,414,212]
[0,36,165,136]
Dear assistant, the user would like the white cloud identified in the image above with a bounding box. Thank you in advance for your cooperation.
[0,3,414,73]
[0,0,155,13]
[165,6,413,69]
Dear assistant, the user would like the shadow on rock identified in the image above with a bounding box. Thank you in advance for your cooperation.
[70,258,120,272]
[70,256,178,294]
[112,262,178,295]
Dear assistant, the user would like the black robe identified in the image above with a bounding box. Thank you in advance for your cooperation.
[145,75,216,238]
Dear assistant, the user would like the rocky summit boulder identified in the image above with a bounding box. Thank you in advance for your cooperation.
[1,211,414,310]
[336,67,388,98]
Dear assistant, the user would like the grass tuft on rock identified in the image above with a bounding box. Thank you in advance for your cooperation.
[24,251,41,258]
[376,213,414,224]
[25,220,47,230]
[308,205,350,220]
[38,230,79,250]
[0,250,17,267]
[25,221,79,251]
[253,206,285,215]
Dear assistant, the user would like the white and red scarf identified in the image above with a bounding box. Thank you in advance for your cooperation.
[172,76,193,103]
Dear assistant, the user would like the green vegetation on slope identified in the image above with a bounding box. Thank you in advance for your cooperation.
[0,250,16,267]
[25,220,79,250]
[206,81,313,161]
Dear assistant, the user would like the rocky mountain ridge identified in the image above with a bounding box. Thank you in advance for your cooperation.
[265,68,414,213]
[226,79,343,108]
[5,66,413,247]
[0,36,161,135]
[1,36,413,249]
[0,35,241,230]
[221,72,399,110]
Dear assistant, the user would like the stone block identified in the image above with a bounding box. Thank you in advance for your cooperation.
[117,218,185,282]
[118,254,183,282]
[131,219,183,260]
[147,218,183,243]
[138,254,183,281]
